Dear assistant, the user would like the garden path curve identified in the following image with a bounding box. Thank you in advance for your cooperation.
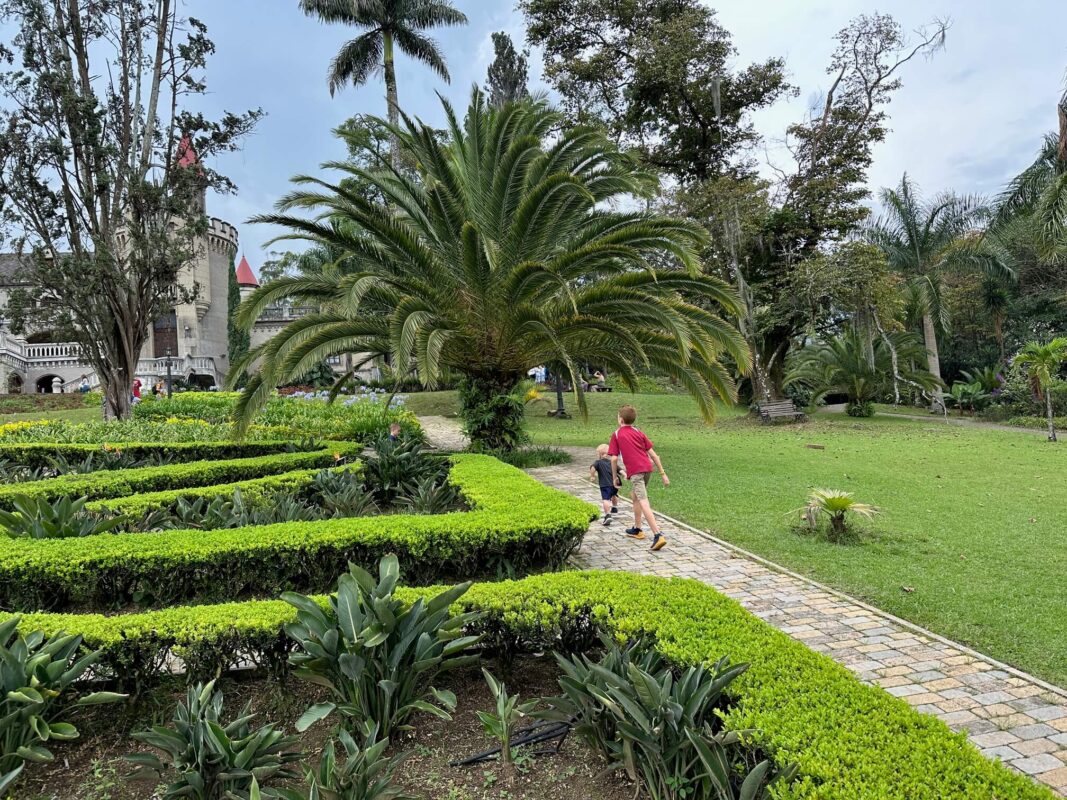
[418,415,1067,795]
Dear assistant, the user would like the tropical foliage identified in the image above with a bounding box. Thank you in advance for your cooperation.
[796,489,880,540]
[1013,337,1067,441]
[785,330,940,416]
[234,90,749,449]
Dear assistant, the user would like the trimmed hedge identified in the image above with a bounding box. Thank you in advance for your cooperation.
[5,572,1054,800]
[0,443,361,510]
[85,466,349,518]
[0,441,304,470]
[0,456,594,610]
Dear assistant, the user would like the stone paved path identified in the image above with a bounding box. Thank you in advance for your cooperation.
[420,416,1067,795]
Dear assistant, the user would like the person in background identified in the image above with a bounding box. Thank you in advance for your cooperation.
[78,376,90,394]
[593,370,606,391]
[131,378,142,403]
[388,422,401,442]
[609,404,670,551]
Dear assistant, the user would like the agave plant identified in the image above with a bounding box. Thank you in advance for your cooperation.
[312,469,379,517]
[797,488,879,540]
[397,475,461,515]
[540,637,794,800]
[360,436,442,507]
[127,679,302,800]
[283,555,480,740]
[0,495,125,539]
[0,618,126,785]
[231,89,748,451]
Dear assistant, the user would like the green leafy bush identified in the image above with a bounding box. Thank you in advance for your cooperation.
[302,726,412,800]
[0,444,359,511]
[0,441,300,471]
[542,637,794,799]
[0,419,297,443]
[284,555,480,739]
[0,456,591,611]
[361,436,443,506]
[794,488,879,541]
[0,495,124,539]
[0,618,125,789]
[6,573,1055,800]
[127,679,302,799]
[133,391,420,441]
[845,400,875,417]
[492,446,572,469]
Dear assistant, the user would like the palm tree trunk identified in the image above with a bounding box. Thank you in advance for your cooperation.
[382,32,400,172]
[921,312,945,412]
[1046,386,1057,442]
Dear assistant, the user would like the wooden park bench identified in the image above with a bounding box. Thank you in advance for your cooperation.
[757,399,806,424]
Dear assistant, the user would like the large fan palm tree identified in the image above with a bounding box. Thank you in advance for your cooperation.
[867,174,1011,409]
[786,329,940,417]
[232,90,750,450]
[1014,337,1067,442]
[300,0,467,169]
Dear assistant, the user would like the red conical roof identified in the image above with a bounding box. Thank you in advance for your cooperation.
[235,255,258,287]
[177,134,199,168]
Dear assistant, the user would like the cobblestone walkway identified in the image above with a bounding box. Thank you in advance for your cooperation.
[420,416,1067,795]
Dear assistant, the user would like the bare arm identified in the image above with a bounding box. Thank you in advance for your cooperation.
[648,448,669,486]
[588,465,596,482]
[610,454,620,485]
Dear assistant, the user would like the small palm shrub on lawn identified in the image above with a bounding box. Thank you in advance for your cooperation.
[127,679,302,799]
[539,637,795,800]
[283,555,481,740]
[0,618,126,790]
[796,488,879,541]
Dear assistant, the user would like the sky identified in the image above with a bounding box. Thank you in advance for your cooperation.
[188,0,1067,277]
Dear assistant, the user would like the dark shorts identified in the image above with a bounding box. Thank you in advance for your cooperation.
[599,486,617,501]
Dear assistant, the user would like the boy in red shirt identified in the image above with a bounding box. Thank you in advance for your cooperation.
[608,404,670,551]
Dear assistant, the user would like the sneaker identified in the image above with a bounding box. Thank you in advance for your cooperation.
[601,514,612,526]
[610,506,619,514]
[625,527,645,540]
[650,533,667,551]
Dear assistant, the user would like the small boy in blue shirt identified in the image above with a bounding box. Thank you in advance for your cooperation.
[590,444,621,525]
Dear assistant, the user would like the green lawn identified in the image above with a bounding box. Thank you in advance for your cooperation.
[406,390,1067,686]
[0,407,102,424]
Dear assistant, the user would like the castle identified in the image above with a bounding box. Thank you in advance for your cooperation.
[0,139,372,394]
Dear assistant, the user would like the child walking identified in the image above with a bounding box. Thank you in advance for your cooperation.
[608,404,670,551]
[589,444,620,525]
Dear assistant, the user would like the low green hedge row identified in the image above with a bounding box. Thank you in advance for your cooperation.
[5,571,1052,800]
[0,456,594,611]
[85,466,349,518]
[0,443,361,510]
[0,441,303,469]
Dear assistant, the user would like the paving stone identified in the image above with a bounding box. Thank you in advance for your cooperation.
[419,420,1067,797]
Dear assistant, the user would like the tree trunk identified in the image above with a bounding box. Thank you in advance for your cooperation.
[1046,386,1057,442]
[921,312,945,412]
[383,32,401,172]
[102,373,132,420]
[457,372,528,452]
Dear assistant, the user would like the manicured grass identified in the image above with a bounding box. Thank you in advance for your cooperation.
[0,406,102,424]
[407,389,1067,686]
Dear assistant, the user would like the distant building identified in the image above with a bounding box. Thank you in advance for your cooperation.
[0,139,375,394]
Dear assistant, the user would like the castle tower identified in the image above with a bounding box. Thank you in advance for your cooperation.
[235,254,259,301]
[143,134,238,386]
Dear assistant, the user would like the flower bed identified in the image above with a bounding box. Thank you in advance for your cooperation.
[5,571,1054,800]
[0,455,594,610]
[132,390,418,440]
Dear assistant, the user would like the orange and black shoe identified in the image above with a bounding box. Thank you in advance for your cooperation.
[650,533,667,551]
[624,527,645,540]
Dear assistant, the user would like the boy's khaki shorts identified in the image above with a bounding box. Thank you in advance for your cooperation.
[629,472,651,500]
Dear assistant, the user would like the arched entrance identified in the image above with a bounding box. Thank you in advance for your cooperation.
[6,374,23,394]
[36,374,62,393]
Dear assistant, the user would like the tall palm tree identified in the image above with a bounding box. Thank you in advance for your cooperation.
[300,0,467,169]
[785,329,939,417]
[1014,337,1067,442]
[994,89,1067,259]
[867,174,1011,410]
[232,90,750,450]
